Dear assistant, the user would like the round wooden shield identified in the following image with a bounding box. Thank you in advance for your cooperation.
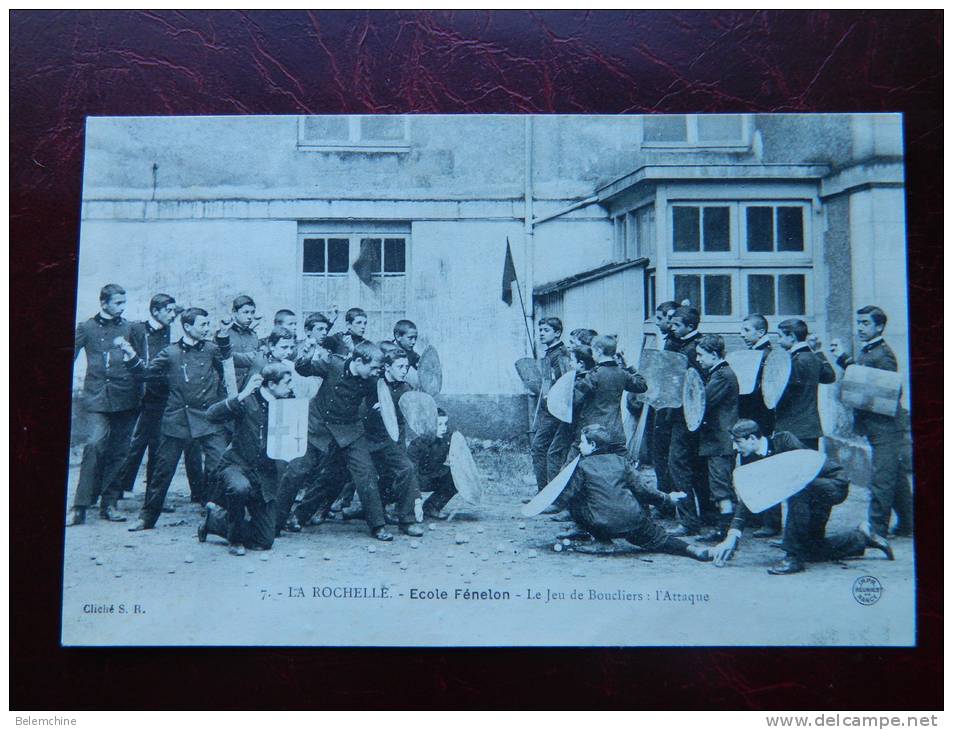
[546,370,575,424]
[635,349,689,409]
[725,349,765,395]
[682,367,705,432]
[376,378,400,442]
[521,456,580,517]
[840,364,902,416]
[733,449,826,513]
[761,348,792,409]
[449,431,483,506]
[398,391,439,438]
[405,367,420,390]
[417,346,443,396]
[514,357,542,395]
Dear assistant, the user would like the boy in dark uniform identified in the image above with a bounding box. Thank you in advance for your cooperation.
[362,346,423,536]
[412,409,458,520]
[386,319,421,370]
[227,295,262,386]
[710,420,893,574]
[775,318,837,450]
[559,425,709,561]
[531,317,573,492]
[737,313,781,537]
[650,301,680,498]
[666,306,708,536]
[327,307,369,356]
[119,307,233,530]
[67,284,140,525]
[199,365,293,555]
[293,340,396,541]
[114,294,205,508]
[831,305,913,538]
[695,335,740,543]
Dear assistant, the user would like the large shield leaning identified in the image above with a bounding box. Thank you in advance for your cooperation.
[399,391,439,437]
[521,456,580,517]
[840,364,902,417]
[448,431,483,506]
[682,367,706,432]
[761,347,792,409]
[376,379,400,442]
[725,349,765,395]
[635,349,688,409]
[417,346,443,396]
[266,397,310,461]
[546,370,575,424]
[514,357,542,395]
[733,449,826,513]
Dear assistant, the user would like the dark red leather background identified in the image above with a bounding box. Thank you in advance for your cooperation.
[10,10,942,709]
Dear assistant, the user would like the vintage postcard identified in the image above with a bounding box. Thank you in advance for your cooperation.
[62,113,915,646]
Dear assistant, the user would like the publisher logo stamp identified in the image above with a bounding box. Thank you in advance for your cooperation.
[853,576,883,606]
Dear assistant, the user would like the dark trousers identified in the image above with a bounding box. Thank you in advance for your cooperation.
[668,422,710,532]
[782,479,867,562]
[211,465,277,549]
[421,470,457,515]
[371,441,419,525]
[314,438,384,531]
[868,435,914,537]
[651,409,675,493]
[287,444,333,526]
[531,410,572,491]
[116,405,204,498]
[706,454,736,504]
[139,432,227,528]
[73,409,138,510]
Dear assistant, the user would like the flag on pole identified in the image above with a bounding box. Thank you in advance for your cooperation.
[353,239,381,290]
[501,238,518,305]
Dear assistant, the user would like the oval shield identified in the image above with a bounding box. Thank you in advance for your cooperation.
[682,367,705,432]
[521,456,580,517]
[733,449,826,513]
[405,367,420,390]
[761,348,792,409]
[725,349,765,395]
[376,378,400,442]
[514,357,542,395]
[546,370,575,424]
[635,349,689,409]
[417,346,443,396]
[399,391,439,437]
[840,364,902,416]
[449,431,483,506]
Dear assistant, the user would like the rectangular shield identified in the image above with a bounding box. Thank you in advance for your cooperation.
[840,364,903,416]
[266,397,310,461]
[635,349,688,409]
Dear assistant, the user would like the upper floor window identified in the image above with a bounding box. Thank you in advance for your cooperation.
[613,204,656,261]
[642,114,751,150]
[297,115,411,152]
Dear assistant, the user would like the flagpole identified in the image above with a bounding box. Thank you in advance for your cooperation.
[508,237,537,359]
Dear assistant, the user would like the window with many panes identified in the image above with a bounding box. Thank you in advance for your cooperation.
[300,230,409,341]
[297,115,410,151]
[613,204,656,261]
[667,200,812,321]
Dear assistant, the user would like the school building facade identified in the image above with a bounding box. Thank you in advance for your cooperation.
[74,113,909,478]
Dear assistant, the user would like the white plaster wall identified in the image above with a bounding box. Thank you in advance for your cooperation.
[532,217,614,285]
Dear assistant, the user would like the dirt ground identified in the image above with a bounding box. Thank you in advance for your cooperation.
[61,442,915,645]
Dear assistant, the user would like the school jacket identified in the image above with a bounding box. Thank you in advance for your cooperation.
[698,361,740,457]
[326,331,368,357]
[774,344,837,441]
[206,390,280,501]
[363,378,412,447]
[295,353,376,450]
[408,432,452,481]
[74,314,139,413]
[125,336,230,439]
[729,431,848,528]
[539,342,572,400]
[127,319,173,408]
[562,445,668,537]
[736,338,776,435]
[836,337,903,441]
[573,361,647,440]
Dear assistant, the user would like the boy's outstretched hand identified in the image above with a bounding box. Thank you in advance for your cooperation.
[667,491,687,505]
[239,373,263,400]
[711,533,739,567]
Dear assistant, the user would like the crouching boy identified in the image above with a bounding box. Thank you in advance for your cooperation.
[560,425,711,561]
[409,409,457,520]
[199,365,293,556]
